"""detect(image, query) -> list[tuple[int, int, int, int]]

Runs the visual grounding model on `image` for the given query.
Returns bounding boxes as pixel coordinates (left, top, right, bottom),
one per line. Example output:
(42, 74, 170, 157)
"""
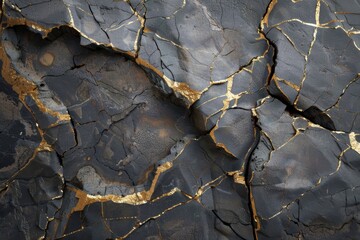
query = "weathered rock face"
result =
(0, 0, 359, 239)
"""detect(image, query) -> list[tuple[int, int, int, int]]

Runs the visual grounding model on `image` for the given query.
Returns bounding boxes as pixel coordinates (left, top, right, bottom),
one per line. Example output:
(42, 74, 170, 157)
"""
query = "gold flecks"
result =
(349, 132, 360, 155)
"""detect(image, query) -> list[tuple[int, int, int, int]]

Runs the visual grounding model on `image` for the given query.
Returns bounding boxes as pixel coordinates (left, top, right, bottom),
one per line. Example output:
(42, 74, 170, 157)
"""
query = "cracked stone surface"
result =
(0, 0, 359, 239)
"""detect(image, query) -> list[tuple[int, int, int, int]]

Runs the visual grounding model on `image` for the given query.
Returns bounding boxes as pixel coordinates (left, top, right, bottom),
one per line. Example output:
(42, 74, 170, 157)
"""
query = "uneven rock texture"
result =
(0, 0, 359, 239)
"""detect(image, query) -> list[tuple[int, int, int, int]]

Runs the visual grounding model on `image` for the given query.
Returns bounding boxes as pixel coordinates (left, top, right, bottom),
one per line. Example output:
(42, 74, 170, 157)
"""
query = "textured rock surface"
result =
(0, 0, 359, 239)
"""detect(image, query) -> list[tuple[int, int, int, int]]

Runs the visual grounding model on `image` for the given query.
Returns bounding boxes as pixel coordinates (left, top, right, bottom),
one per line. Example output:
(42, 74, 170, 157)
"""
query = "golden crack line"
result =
(294, 0, 321, 108)
(69, 161, 173, 212)
(261, 0, 278, 30)
(162, 75, 202, 106)
(106, 20, 137, 32)
(6, 3, 260, 108)
(194, 94, 226, 109)
(208, 54, 267, 155)
(273, 74, 300, 91)
(266, 155, 346, 221)
(349, 132, 360, 155)
(134, 57, 202, 107)
(265, 134, 349, 221)
(330, 146, 349, 176)
(193, 174, 227, 201)
(0, 140, 52, 190)
(271, 131, 301, 154)
(227, 170, 246, 185)
(127, 0, 145, 57)
(265, 177, 323, 220)
(101, 203, 116, 235)
(7, 1, 21, 12)
(321, 0, 360, 51)
(117, 174, 226, 239)
(205, 31, 270, 101)
(0, 20, 71, 122)
(154, 33, 189, 50)
(0, 42, 56, 186)
(248, 172, 260, 239)
(251, 95, 272, 120)
(74, 5, 92, 16)
(272, 75, 291, 102)
(69, 140, 191, 212)
(261, 130, 276, 151)
(59, 227, 85, 238)
(276, 26, 306, 57)
(325, 73, 360, 112)
(64, 3, 136, 56)
(209, 42, 229, 82)
(209, 111, 235, 157)
(203, 107, 224, 128)
(117, 201, 188, 240)
(268, 18, 340, 30)
(348, 30, 360, 35)
(150, 187, 191, 202)
(163, 0, 187, 20)
(3, 5, 59, 36)
(334, 12, 360, 15)
(66, 3, 201, 107)
(103, 216, 138, 221)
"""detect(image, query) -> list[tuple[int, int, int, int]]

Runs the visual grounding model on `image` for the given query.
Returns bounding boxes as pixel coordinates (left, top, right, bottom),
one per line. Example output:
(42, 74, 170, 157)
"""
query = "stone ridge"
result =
(0, 0, 359, 239)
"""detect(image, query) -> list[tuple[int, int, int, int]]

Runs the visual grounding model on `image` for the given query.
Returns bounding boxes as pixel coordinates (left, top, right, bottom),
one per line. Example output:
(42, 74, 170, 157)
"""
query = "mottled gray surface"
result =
(0, 0, 360, 239)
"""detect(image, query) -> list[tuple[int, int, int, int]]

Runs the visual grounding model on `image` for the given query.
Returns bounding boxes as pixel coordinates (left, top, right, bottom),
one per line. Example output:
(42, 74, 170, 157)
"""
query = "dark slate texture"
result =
(0, 0, 360, 240)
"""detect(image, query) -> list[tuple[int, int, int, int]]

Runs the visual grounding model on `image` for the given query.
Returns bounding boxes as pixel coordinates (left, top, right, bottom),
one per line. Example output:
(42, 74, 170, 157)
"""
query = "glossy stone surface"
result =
(0, 0, 359, 239)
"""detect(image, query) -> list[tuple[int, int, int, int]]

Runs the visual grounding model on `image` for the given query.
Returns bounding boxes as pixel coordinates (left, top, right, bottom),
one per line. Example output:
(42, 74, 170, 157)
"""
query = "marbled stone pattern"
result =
(0, 0, 359, 239)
